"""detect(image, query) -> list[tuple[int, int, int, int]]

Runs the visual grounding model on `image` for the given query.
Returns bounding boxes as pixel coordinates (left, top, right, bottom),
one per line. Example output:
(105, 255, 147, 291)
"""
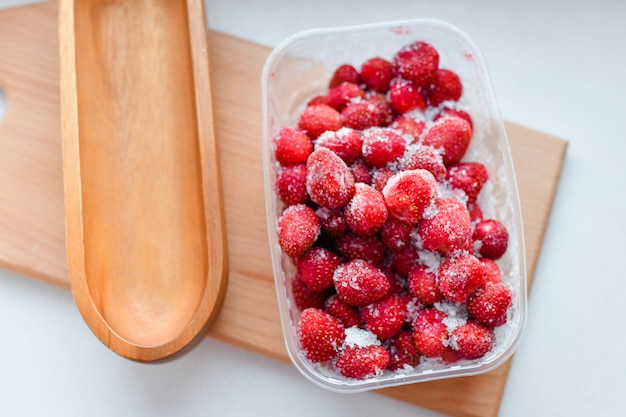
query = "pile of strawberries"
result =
(273, 40, 513, 381)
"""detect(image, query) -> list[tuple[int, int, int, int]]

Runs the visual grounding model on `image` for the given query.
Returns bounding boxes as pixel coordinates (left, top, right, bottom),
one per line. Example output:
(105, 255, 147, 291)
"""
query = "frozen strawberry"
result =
(325, 294, 361, 328)
(435, 108, 474, 130)
(316, 206, 349, 238)
(390, 116, 426, 144)
(390, 245, 420, 277)
(360, 294, 407, 340)
(381, 216, 413, 253)
(315, 127, 363, 165)
(393, 41, 439, 88)
(400, 292, 424, 326)
(452, 321, 494, 359)
(437, 253, 486, 303)
(273, 127, 313, 166)
(298, 104, 342, 139)
(413, 308, 448, 358)
(297, 247, 342, 292)
(467, 202, 484, 223)
(278, 204, 320, 258)
(344, 183, 388, 236)
(417, 197, 472, 254)
(292, 277, 327, 311)
(479, 257, 502, 283)
(382, 267, 407, 295)
(335, 233, 386, 265)
(325, 82, 366, 111)
(361, 127, 407, 168)
(421, 116, 472, 166)
(341, 102, 382, 130)
(427, 69, 463, 106)
(371, 167, 395, 192)
(366, 93, 394, 126)
(408, 264, 443, 306)
(306, 147, 355, 209)
(385, 330, 420, 370)
(276, 164, 308, 206)
(399, 145, 447, 181)
(467, 281, 512, 327)
(473, 219, 509, 260)
(382, 169, 438, 224)
(349, 159, 373, 184)
(389, 78, 427, 114)
(335, 345, 390, 379)
(329, 64, 361, 88)
(447, 162, 489, 203)
(360, 57, 394, 93)
(297, 308, 346, 362)
(306, 95, 327, 106)
(333, 259, 390, 306)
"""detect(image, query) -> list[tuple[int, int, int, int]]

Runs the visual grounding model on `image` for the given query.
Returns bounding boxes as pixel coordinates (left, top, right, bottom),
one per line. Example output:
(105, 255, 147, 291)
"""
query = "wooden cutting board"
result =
(0, 1, 567, 416)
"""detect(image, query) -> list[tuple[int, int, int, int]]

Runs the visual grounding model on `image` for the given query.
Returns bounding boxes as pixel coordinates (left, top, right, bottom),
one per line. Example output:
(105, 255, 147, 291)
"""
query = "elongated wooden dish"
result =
(58, 0, 228, 361)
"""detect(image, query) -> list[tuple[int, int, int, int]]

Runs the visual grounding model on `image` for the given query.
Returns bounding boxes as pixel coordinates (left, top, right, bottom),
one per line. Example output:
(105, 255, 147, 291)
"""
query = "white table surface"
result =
(1, 1, 625, 416)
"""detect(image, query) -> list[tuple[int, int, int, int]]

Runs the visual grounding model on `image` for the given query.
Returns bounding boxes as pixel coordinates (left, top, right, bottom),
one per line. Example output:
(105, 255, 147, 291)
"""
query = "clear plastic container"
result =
(261, 19, 527, 393)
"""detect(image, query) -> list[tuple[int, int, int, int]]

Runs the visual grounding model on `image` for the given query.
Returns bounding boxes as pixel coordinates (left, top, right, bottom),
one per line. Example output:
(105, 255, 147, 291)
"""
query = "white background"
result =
(1, 0, 625, 416)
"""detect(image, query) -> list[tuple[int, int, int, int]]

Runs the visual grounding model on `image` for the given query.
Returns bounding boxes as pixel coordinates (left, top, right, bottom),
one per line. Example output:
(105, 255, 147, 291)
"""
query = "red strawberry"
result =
(307, 95, 327, 106)
(437, 253, 486, 303)
(467, 202, 484, 223)
(385, 330, 420, 370)
(427, 69, 463, 106)
(446, 162, 489, 203)
(381, 216, 413, 253)
(344, 183, 388, 236)
(333, 259, 390, 306)
(360, 57, 394, 93)
(297, 308, 346, 362)
(479, 257, 502, 283)
(325, 294, 361, 328)
(276, 164, 308, 206)
(399, 145, 447, 181)
(360, 294, 407, 340)
(467, 281, 512, 327)
(400, 292, 424, 326)
(435, 108, 474, 130)
(361, 127, 407, 168)
(292, 277, 328, 311)
(325, 82, 366, 111)
(335, 233, 386, 265)
(472, 219, 509, 260)
(452, 321, 494, 359)
(390, 115, 426, 143)
(366, 93, 394, 126)
(273, 127, 313, 166)
(316, 127, 363, 165)
(278, 204, 320, 258)
(413, 308, 448, 358)
(316, 206, 349, 238)
(389, 78, 427, 114)
(349, 159, 373, 184)
(393, 41, 439, 88)
(390, 245, 420, 277)
(334, 345, 390, 379)
(421, 116, 472, 166)
(298, 104, 342, 139)
(297, 247, 342, 292)
(329, 64, 361, 88)
(306, 147, 355, 209)
(371, 167, 395, 192)
(382, 169, 438, 224)
(341, 101, 382, 130)
(408, 264, 443, 306)
(417, 197, 472, 254)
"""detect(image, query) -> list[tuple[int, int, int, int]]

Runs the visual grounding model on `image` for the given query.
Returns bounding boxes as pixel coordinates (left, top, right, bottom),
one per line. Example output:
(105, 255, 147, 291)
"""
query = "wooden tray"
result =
(0, 1, 567, 416)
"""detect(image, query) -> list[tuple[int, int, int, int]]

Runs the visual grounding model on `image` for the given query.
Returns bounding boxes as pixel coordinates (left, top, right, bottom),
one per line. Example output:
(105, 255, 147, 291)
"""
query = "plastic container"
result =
(261, 19, 527, 393)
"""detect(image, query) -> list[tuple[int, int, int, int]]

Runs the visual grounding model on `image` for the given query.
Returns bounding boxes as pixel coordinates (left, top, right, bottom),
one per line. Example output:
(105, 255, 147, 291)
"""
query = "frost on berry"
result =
(333, 259, 390, 307)
(306, 147, 355, 209)
(382, 169, 438, 224)
(277, 204, 320, 258)
(344, 183, 389, 236)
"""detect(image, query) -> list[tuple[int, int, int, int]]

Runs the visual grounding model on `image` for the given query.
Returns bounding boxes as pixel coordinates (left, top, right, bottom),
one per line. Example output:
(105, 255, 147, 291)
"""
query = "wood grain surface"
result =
(0, 1, 567, 416)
